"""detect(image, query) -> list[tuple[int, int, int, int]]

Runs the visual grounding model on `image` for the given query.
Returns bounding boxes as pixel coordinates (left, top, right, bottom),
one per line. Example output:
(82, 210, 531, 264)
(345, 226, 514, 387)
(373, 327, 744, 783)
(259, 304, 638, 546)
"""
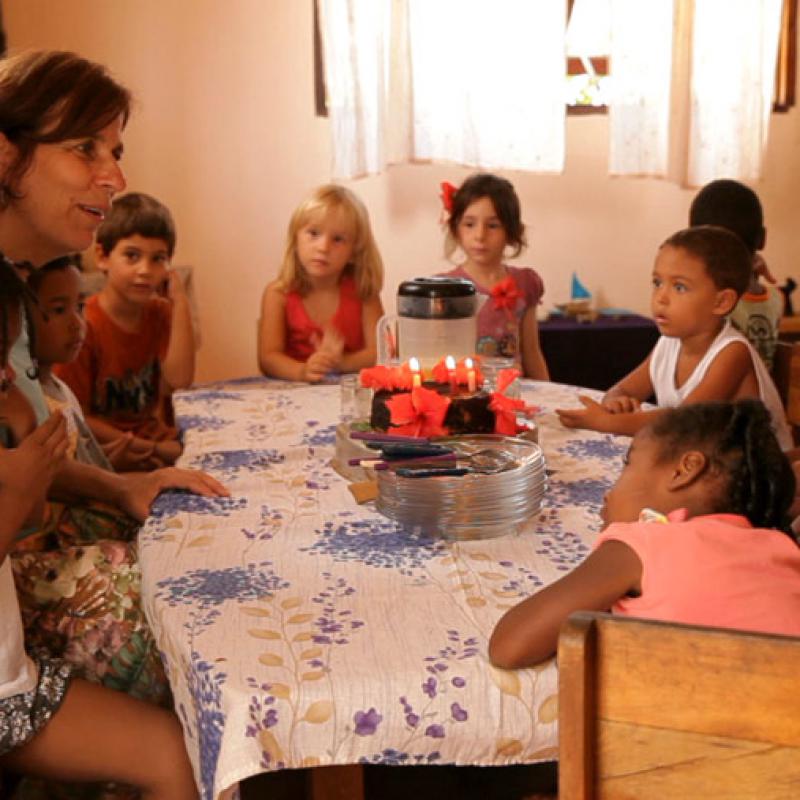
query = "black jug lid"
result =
(397, 277, 476, 298)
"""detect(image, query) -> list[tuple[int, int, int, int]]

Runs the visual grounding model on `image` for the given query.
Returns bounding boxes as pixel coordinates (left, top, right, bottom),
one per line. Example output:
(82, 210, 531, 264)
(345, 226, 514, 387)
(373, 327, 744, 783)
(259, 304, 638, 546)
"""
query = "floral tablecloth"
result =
(138, 377, 627, 800)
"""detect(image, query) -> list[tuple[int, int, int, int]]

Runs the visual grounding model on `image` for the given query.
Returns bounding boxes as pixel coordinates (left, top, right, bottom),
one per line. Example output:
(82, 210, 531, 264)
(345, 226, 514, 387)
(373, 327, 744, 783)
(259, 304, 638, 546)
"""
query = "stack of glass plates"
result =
(375, 434, 547, 540)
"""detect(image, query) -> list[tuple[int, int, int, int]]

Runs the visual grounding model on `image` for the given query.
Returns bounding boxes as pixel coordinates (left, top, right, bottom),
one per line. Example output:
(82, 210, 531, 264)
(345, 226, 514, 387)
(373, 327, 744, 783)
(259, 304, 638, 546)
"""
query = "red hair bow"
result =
(386, 386, 451, 438)
(491, 276, 522, 311)
(440, 181, 457, 214)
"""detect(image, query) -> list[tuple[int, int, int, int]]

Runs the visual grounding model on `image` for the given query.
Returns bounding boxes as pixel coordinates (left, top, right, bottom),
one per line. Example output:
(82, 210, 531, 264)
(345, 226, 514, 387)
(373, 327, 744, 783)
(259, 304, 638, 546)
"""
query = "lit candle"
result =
(445, 355, 457, 393)
(465, 357, 476, 392)
(409, 357, 422, 388)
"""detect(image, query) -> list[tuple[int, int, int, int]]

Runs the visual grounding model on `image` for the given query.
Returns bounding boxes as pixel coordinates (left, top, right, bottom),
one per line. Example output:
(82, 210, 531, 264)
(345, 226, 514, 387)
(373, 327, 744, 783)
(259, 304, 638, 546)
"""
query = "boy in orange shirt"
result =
(56, 193, 195, 468)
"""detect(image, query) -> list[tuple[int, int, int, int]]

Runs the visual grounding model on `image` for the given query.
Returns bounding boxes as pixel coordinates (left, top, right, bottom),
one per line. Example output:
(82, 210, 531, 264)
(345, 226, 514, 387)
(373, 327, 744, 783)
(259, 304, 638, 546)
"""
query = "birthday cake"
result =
(370, 384, 494, 435)
(332, 358, 539, 487)
(357, 358, 527, 439)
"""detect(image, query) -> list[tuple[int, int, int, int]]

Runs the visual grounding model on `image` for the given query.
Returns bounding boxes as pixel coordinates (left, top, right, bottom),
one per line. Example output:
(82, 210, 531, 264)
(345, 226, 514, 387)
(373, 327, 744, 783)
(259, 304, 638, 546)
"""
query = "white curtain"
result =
(687, 0, 783, 186)
(318, 0, 393, 179)
(407, 0, 566, 173)
(607, 0, 675, 176)
(319, 0, 567, 179)
(600, 0, 783, 185)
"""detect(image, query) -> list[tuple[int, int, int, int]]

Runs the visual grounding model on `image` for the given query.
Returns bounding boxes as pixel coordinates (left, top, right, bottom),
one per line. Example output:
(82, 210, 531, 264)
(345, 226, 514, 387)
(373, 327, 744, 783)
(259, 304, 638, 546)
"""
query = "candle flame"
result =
(464, 357, 474, 369)
(445, 355, 456, 370)
(408, 357, 421, 372)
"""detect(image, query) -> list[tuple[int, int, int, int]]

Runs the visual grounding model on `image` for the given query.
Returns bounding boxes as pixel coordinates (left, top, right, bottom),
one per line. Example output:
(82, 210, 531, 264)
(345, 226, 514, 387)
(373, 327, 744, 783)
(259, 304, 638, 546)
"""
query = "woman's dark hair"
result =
(446, 173, 526, 258)
(649, 399, 796, 534)
(0, 255, 37, 384)
(689, 179, 765, 254)
(660, 225, 752, 297)
(96, 193, 176, 257)
(0, 50, 132, 208)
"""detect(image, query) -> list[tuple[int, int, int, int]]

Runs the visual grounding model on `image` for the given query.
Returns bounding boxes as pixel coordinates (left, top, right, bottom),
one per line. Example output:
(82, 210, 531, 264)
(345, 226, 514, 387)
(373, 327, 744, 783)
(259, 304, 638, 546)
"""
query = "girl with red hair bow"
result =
(438, 174, 549, 380)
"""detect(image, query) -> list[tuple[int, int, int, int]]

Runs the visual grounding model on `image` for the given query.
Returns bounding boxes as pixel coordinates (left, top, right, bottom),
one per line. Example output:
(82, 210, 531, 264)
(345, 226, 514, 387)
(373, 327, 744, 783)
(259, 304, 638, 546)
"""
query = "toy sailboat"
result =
(555, 272, 595, 321)
(571, 272, 591, 301)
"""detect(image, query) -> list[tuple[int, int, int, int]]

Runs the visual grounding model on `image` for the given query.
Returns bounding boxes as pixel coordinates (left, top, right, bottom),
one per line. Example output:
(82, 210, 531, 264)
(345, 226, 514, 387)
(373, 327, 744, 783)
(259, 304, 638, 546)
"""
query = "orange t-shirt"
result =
(55, 294, 172, 437)
(595, 512, 800, 637)
(284, 275, 364, 362)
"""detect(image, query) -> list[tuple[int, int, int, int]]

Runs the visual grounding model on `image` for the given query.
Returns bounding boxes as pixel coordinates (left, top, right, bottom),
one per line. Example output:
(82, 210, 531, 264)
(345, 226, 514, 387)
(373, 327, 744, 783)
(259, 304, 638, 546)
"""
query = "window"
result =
(565, 0, 797, 113)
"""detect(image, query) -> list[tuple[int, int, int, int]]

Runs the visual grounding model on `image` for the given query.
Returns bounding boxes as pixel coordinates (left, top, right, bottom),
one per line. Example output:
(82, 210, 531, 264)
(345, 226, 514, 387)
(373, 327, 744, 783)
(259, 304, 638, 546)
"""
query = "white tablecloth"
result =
(139, 378, 627, 800)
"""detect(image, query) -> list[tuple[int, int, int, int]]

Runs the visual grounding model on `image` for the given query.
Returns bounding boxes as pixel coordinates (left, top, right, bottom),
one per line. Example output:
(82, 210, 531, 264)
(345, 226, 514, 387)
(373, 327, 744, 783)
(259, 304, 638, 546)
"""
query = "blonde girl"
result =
(258, 185, 384, 382)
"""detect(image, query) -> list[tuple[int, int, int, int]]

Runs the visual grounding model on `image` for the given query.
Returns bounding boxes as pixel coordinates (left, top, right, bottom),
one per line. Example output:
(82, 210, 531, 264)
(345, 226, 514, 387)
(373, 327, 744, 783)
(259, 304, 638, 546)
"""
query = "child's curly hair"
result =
(649, 399, 795, 533)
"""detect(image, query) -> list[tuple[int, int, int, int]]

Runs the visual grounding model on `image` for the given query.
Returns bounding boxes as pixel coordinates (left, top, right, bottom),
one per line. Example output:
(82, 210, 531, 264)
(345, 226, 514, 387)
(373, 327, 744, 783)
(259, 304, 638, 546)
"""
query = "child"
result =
(0, 263, 199, 799)
(26, 256, 116, 471)
(55, 192, 194, 468)
(690, 179, 782, 370)
(438, 173, 549, 380)
(490, 399, 800, 669)
(258, 184, 385, 382)
(556, 226, 792, 450)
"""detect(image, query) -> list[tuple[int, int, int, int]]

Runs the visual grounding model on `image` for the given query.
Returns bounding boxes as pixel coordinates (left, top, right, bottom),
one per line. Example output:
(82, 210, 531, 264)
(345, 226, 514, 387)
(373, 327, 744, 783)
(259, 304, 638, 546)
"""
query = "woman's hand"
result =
(114, 467, 229, 523)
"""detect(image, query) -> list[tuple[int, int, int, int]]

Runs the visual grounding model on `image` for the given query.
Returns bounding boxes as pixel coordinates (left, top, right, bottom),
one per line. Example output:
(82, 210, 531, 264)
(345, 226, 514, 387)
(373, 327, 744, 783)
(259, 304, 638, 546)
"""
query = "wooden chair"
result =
(557, 612, 800, 799)
(772, 340, 800, 444)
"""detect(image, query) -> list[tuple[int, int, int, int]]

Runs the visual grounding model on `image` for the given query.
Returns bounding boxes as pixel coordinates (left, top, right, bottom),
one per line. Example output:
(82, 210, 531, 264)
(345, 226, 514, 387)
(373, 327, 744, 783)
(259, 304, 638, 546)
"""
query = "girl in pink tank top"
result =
(490, 399, 800, 669)
(258, 185, 385, 383)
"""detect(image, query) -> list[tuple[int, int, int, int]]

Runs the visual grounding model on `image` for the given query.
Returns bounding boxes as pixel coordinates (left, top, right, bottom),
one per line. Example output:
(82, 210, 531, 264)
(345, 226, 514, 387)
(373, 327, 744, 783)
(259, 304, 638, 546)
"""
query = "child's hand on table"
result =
(114, 467, 229, 523)
(556, 395, 616, 432)
(603, 395, 642, 414)
(303, 350, 338, 382)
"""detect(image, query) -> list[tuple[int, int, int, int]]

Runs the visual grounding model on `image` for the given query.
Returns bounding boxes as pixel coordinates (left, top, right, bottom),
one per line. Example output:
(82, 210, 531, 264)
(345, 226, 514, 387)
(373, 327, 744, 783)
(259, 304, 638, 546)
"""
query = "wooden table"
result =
(138, 378, 627, 800)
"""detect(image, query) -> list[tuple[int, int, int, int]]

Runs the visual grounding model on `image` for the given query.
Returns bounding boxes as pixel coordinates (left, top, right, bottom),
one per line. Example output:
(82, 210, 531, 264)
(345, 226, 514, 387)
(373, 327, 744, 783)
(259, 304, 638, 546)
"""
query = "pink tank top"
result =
(284, 275, 365, 362)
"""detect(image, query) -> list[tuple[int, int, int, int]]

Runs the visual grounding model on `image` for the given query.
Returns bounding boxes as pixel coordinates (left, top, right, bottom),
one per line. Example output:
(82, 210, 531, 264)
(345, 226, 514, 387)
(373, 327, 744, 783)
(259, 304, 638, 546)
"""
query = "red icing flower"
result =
(490, 392, 527, 436)
(360, 365, 412, 391)
(491, 276, 522, 311)
(386, 386, 451, 438)
(431, 357, 456, 385)
(495, 368, 521, 395)
(440, 181, 457, 213)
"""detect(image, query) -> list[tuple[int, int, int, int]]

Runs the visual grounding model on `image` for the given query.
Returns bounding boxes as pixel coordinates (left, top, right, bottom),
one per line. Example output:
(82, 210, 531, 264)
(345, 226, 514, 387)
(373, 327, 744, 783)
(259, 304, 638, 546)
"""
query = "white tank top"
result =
(649, 320, 793, 451)
(0, 558, 38, 699)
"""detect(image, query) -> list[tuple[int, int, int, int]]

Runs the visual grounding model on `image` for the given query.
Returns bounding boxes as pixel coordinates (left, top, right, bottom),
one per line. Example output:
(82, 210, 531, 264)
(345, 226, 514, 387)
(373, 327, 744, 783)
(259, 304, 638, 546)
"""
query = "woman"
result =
(0, 50, 221, 798)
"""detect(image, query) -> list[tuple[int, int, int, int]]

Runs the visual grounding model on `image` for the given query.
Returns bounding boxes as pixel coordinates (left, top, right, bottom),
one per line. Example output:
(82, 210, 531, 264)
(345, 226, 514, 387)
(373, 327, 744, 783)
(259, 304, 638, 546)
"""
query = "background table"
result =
(139, 378, 628, 800)
(539, 313, 659, 391)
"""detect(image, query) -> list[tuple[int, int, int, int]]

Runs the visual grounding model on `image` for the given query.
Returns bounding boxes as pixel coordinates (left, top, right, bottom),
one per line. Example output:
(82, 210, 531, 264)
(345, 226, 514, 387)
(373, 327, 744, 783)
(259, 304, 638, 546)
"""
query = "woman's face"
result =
(1, 116, 126, 266)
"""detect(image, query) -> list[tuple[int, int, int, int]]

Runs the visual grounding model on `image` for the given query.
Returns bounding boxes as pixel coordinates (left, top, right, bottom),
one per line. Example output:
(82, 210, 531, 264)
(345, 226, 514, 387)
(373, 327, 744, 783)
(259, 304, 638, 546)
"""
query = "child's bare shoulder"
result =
(263, 280, 289, 301)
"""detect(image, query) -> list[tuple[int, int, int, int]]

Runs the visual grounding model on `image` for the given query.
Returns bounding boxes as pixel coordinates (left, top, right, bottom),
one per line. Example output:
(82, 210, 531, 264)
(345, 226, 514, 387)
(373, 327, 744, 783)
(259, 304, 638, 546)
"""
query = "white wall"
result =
(6, 0, 800, 381)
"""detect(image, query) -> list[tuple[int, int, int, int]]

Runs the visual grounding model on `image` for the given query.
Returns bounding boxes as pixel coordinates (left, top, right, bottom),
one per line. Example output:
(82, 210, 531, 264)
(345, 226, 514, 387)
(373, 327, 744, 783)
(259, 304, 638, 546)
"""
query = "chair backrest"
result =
(558, 612, 800, 799)
(772, 340, 800, 431)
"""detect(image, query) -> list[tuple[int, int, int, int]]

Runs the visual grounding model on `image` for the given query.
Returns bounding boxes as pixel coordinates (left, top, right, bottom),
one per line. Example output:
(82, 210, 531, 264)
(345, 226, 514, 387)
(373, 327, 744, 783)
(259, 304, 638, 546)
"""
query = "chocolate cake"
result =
(370, 382, 495, 435)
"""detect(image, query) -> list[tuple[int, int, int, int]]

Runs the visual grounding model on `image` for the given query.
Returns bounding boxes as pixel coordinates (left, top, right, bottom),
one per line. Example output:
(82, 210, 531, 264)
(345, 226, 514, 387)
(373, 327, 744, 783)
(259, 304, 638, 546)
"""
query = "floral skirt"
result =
(8, 501, 169, 800)
(11, 500, 169, 704)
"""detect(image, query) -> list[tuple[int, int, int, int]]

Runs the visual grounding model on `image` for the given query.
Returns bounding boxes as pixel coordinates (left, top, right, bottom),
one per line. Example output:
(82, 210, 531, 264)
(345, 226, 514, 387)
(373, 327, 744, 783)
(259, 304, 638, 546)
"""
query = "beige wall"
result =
(6, 1, 800, 382)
